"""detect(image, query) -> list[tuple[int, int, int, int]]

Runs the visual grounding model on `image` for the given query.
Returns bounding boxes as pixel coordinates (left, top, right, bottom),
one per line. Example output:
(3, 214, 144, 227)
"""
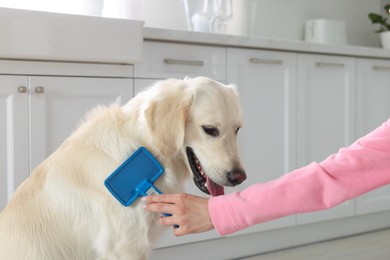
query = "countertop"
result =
(144, 27, 390, 60)
(0, 7, 143, 64)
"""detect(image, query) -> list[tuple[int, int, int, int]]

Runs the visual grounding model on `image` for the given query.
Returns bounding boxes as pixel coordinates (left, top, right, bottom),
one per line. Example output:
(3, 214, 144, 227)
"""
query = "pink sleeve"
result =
(209, 119, 390, 236)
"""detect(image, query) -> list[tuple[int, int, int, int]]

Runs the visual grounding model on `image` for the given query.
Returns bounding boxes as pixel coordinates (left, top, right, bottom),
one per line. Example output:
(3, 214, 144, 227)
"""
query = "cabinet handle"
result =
(373, 66, 390, 71)
(163, 59, 204, 67)
(17, 86, 27, 93)
(316, 62, 344, 68)
(249, 58, 283, 65)
(35, 86, 45, 93)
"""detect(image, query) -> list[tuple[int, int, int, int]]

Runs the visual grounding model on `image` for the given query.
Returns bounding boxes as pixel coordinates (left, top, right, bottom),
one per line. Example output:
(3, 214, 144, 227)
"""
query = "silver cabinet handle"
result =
(316, 62, 345, 68)
(17, 86, 27, 93)
(373, 66, 390, 71)
(35, 86, 45, 93)
(249, 58, 283, 65)
(163, 59, 204, 67)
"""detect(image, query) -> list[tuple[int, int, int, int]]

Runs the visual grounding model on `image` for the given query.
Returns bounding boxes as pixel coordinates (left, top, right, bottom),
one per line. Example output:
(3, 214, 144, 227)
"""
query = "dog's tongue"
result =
(206, 176, 224, 196)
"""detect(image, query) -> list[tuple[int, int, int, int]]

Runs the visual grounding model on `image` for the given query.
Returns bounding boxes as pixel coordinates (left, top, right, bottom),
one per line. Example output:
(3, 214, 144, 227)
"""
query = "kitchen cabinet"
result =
(0, 70, 133, 211)
(296, 54, 356, 224)
(29, 76, 133, 170)
(0, 76, 29, 210)
(134, 41, 227, 248)
(355, 58, 390, 215)
(226, 48, 297, 235)
(137, 39, 390, 259)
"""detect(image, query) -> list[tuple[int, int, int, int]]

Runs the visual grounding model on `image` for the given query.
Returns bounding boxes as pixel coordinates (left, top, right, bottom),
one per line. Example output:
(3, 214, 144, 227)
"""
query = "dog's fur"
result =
(0, 77, 245, 259)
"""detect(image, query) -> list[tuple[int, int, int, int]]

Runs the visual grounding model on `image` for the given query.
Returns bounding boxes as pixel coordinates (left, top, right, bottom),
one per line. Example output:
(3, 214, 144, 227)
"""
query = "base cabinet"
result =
(151, 46, 390, 259)
(134, 41, 229, 248)
(2, 40, 390, 260)
(0, 76, 29, 210)
(0, 75, 133, 210)
(355, 58, 390, 215)
(296, 54, 356, 224)
(226, 47, 297, 235)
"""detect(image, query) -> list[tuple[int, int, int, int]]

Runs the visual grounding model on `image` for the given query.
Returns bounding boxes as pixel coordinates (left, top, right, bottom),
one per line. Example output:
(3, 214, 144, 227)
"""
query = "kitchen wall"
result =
(0, 0, 384, 47)
(249, 0, 382, 47)
(143, 0, 384, 47)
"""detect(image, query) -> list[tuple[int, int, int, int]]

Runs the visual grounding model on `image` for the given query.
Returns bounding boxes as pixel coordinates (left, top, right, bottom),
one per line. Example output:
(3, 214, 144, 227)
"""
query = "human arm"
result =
(145, 118, 390, 236)
(210, 118, 390, 235)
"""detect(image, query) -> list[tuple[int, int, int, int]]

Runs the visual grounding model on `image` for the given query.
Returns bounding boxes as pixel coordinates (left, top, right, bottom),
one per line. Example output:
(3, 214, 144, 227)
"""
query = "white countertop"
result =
(0, 7, 143, 64)
(144, 27, 390, 60)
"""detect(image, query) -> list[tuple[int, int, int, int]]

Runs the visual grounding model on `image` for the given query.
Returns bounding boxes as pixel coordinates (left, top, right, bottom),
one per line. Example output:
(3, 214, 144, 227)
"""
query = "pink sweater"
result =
(209, 119, 390, 236)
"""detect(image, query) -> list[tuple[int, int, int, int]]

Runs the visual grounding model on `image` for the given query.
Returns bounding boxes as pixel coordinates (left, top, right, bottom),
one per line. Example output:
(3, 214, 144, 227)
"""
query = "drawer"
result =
(134, 41, 226, 81)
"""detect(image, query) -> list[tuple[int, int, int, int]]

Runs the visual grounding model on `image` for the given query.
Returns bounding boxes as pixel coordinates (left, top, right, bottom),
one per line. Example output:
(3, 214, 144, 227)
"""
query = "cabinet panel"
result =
(226, 48, 297, 234)
(29, 77, 133, 171)
(135, 41, 226, 81)
(135, 79, 220, 249)
(296, 54, 356, 224)
(356, 58, 390, 214)
(0, 76, 29, 210)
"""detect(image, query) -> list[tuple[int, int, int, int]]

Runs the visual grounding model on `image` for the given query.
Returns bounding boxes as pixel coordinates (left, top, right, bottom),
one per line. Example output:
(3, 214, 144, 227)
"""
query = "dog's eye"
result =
(235, 127, 241, 135)
(202, 125, 220, 137)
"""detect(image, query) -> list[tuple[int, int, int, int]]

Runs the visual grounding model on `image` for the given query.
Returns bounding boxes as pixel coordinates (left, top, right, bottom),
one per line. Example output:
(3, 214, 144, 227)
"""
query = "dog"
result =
(0, 77, 246, 259)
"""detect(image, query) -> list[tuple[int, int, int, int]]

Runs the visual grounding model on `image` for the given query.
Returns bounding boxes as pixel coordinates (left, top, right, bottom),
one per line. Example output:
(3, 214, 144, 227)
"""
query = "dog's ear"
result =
(226, 84, 240, 97)
(145, 81, 192, 157)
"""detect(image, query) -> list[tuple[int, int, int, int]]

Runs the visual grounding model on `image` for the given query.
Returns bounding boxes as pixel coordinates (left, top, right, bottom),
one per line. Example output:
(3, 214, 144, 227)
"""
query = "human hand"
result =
(142, 193, 213, 236)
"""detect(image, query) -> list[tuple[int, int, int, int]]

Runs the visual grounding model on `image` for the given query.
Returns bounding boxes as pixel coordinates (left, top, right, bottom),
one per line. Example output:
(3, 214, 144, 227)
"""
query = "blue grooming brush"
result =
(104, 147, 178, 227)
(105, 147, 165, 206)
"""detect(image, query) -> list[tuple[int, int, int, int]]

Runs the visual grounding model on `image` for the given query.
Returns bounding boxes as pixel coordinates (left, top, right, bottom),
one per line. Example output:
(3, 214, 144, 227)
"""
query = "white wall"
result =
(249, 0, 382, 47)
(142, 0, 248, 35)
(1, 0, 383, 47)
(142, 0, 384, 47)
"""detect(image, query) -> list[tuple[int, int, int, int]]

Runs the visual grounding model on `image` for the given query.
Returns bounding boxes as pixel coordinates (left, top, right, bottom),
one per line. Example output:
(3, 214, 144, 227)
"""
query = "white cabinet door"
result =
(356, 59, 390, 214)
(296, 54, 356, 224)
(29, 77, 133, 171)
(226, 48, 297, 234)
(134, 79, 221, 249)
(0, 76, 29, 211)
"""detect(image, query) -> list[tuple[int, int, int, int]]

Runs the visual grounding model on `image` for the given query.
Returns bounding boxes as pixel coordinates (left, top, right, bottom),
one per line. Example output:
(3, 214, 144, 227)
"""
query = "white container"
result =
(380, 31, 390, 49)
(304, 19, 347, 45)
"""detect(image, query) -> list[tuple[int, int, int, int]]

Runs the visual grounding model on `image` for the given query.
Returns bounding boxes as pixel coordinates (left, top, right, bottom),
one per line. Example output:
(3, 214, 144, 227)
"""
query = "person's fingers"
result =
(172, 225, 190, 236)
(142, 193, 178, 204)
(144, 200, 175, 214)
(159, 216, 190, 236)
(143, 193, 213, 236)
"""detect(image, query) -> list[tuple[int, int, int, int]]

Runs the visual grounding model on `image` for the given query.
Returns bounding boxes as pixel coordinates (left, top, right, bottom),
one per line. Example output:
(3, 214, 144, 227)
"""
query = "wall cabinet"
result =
(355, 58, 390, 215)
(296, 54, 356, 224)
(0, 74, 133, 211)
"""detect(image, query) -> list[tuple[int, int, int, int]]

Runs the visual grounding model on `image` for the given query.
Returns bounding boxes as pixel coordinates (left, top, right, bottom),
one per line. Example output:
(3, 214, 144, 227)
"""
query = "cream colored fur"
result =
(0, 77, 243, 259)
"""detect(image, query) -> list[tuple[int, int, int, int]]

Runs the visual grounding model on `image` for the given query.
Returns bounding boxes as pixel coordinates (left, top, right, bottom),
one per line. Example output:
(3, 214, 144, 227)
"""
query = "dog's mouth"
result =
(186, 147, 224, 196)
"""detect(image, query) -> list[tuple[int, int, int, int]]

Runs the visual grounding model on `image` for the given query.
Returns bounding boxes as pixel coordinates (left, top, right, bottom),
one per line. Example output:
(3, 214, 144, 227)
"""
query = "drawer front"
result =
(135, 41, 226, 81)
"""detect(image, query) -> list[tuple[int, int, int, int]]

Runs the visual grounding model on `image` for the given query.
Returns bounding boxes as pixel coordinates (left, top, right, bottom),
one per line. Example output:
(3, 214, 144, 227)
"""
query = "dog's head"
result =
(143, 77, 246, 196)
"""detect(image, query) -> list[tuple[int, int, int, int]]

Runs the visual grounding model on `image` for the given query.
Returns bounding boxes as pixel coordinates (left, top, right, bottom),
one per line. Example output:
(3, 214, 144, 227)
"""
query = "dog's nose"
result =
(227, 168, 247, 186)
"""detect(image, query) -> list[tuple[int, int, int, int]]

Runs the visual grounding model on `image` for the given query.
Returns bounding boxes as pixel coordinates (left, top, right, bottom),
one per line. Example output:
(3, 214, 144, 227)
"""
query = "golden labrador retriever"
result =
(0, 77, 246, 259)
